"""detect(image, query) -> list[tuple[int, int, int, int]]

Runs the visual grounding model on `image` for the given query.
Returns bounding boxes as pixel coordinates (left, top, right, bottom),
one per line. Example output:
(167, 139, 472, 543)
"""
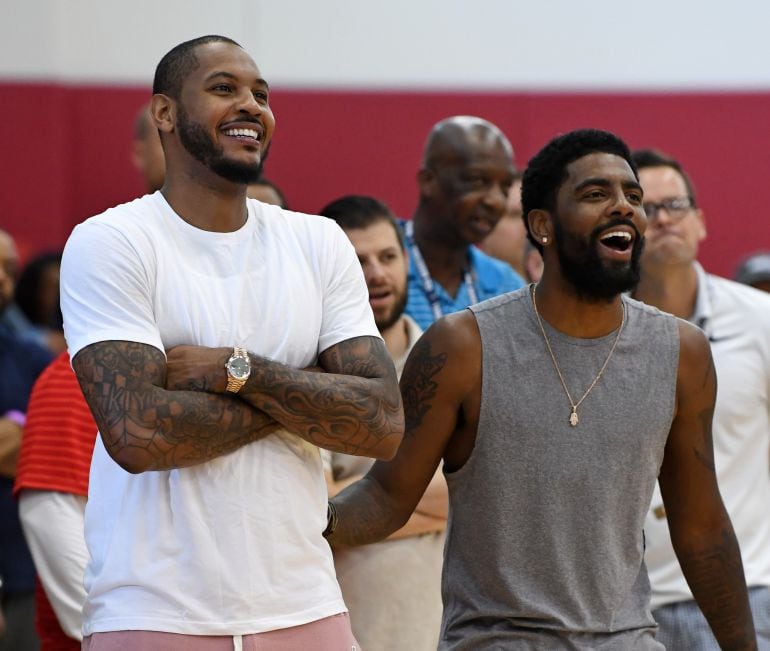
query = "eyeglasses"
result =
(642, 197, 695, 220)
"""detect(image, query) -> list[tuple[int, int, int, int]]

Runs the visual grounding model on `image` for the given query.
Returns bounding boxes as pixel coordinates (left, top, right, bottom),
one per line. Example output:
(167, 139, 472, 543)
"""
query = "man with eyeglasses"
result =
(633, 149, 770, 649)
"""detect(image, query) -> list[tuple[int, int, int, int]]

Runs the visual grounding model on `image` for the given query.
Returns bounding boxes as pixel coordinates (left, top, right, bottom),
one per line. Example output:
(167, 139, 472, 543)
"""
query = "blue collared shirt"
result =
(401, 221, 525, 329)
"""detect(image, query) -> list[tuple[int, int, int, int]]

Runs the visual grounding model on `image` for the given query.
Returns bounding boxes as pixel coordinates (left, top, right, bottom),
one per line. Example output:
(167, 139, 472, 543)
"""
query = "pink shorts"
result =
(81, 613, 361, 650)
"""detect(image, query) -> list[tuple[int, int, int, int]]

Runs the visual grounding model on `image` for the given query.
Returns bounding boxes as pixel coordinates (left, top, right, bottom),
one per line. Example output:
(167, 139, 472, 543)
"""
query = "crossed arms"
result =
(72, 335, 403, 474)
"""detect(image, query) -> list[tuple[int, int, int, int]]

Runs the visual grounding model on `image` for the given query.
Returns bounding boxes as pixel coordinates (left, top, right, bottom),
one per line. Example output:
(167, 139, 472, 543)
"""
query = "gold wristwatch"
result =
(225, 347, 251, 393)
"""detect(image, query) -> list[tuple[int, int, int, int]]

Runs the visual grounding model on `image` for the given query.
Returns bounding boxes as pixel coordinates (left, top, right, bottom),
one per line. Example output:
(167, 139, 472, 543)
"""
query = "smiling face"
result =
(423, 128, 516, 246)
(168, 41, 275, 184)
(344, 219, 409, 333)
(549, 152, 647, 301)
(637, 165, 705, 270)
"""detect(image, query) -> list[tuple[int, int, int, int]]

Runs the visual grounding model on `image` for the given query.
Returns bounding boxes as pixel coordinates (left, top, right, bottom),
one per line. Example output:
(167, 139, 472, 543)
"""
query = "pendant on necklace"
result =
(569, 408, 579, 427)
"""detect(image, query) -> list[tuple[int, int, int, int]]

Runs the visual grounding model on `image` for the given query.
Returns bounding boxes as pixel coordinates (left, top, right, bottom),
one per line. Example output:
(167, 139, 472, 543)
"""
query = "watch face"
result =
(228, 356, 250, 380)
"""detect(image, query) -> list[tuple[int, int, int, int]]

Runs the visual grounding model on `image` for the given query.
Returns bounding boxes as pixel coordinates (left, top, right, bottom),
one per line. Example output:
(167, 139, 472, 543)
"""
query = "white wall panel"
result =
(2, 0, 770, 89)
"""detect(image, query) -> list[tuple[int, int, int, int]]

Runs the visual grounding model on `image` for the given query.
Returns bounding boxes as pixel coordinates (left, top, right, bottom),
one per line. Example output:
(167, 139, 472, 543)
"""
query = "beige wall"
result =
(2, 0, 770, 89)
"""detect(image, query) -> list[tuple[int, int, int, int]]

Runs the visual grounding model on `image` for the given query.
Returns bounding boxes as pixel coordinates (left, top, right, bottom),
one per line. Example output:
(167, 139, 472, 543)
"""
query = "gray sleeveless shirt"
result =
(440, 288, 679, 650)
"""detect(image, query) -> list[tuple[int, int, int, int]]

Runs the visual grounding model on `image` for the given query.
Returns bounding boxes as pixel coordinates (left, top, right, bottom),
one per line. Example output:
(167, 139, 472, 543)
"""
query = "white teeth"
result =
(223, 128, 260, 140)
(600, 230, 632, 241)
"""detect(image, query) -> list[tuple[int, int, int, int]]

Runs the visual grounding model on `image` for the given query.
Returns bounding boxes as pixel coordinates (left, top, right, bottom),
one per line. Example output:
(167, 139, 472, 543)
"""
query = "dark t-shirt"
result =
(0, 332, 53, 593)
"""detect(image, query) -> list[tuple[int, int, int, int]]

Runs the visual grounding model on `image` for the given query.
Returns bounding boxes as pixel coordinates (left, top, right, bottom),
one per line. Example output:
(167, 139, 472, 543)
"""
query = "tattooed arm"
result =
(328, 311, 480, 547)
(165, 335, 404, 460)
(659, 321, 757, 650)
(325, 465, 447, 540)
(72, 341, 281, 474)
(244, 335, 403, 460)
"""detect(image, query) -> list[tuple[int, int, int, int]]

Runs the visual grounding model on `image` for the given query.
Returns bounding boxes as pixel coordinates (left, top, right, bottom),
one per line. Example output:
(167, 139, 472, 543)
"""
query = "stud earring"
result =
(542, 236, 548, 244)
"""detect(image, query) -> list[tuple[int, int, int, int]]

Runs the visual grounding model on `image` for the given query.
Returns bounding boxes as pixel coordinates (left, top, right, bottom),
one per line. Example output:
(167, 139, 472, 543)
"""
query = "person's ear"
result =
(528, 209, 553, 247)
(151, 94, 175, 134)
(417, 167, 438, 200)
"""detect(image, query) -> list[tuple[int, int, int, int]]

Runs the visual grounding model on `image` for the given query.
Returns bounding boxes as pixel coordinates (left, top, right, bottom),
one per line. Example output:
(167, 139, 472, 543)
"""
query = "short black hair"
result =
(249, 177, 288, 209)
(153, 35, 242, 99)
(521, 128, 636, 252)
(15, 251, 62, 328)
(631, 148, 698, 206)
(320, 195, 404, 249)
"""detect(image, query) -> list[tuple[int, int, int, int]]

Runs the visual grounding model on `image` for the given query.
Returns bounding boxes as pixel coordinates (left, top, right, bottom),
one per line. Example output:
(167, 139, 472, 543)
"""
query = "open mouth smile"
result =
(221, 124, 263, 147)
(597, 227, 636, 260)
(599, 230, 633, 252)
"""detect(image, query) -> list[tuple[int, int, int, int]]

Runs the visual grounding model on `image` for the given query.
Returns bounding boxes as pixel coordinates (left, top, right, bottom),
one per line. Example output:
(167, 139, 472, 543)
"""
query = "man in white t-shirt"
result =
(632, 148, 770, 649)
(60, 35, 404, 650)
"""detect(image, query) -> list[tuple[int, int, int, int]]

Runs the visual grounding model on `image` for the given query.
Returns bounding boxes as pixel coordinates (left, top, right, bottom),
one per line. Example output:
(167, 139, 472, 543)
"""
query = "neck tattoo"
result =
(530, 284, 626, 427)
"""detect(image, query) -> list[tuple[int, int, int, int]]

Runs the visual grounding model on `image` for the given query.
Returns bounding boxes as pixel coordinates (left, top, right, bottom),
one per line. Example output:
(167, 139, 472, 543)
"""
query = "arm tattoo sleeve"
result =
(678, 528, 758, 649)
(400, 337, 448, 437)
(73, 341, 281, 472)
(239, 336, 404, 457)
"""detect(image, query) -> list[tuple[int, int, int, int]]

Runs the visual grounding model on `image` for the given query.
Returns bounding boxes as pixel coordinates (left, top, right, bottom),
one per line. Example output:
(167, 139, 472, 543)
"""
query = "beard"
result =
(374, 286, 409, 332)
(553, 217, 644, 302)
(177, 106, 265, 184)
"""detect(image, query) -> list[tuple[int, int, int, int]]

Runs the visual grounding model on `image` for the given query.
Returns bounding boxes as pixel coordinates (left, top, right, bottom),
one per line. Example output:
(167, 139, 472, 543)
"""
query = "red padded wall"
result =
(1, 82, 768, 277)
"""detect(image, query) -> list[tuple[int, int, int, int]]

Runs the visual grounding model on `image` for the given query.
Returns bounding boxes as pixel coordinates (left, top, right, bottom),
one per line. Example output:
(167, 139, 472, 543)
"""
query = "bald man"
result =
(403, 116, 524, 329)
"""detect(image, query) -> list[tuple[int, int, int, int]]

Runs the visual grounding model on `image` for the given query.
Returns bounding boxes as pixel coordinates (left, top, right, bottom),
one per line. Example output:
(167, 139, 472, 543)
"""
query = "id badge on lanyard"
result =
(404, 220, 478, 321)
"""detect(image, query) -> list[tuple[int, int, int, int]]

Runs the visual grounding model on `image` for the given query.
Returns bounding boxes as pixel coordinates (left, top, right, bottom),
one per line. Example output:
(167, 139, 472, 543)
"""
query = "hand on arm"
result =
(659, 321, 757, 650)
(73, 340, 281, 473)
(328, 312, 478, 547)
(166, 336, 404, 461)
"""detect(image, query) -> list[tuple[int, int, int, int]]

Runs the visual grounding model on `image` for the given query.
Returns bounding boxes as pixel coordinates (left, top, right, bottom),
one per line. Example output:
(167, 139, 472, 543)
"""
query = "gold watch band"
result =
(225, 346, 250, 393)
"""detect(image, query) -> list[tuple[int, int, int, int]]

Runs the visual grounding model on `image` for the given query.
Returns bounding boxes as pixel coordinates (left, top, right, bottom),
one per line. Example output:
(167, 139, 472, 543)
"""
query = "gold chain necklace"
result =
(531, 284, 626, 427)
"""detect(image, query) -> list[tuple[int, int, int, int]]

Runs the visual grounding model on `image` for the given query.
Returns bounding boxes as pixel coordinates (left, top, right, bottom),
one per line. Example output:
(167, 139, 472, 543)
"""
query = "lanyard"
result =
(404, 220, 478, 321)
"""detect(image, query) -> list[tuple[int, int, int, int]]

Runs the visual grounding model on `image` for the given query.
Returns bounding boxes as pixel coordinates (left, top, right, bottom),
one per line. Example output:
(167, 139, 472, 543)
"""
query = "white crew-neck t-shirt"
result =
(60, 192, 379, 636)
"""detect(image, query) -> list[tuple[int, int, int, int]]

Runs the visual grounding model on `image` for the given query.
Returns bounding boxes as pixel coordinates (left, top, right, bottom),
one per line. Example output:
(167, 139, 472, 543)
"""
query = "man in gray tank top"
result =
(327, 129, 757, 650)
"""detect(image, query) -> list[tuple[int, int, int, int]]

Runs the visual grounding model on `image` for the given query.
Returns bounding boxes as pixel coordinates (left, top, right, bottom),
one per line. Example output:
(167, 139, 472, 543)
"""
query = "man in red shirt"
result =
(14, 352, 96, 650)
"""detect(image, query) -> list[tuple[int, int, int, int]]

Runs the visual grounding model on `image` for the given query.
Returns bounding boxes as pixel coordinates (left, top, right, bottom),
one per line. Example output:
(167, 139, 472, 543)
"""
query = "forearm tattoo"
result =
(680, 528, 757, 649)
(239, 336, 403, 456)
(400, 337, 447, 437)
(73, 341, 280, 471)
